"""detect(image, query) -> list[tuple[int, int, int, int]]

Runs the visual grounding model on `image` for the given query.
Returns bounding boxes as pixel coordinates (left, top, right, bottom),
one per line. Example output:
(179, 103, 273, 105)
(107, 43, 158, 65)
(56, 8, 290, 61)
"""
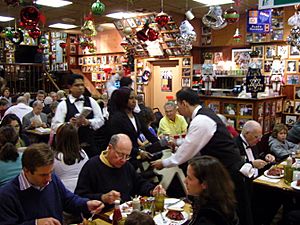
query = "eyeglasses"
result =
(113, 147, 131, 160)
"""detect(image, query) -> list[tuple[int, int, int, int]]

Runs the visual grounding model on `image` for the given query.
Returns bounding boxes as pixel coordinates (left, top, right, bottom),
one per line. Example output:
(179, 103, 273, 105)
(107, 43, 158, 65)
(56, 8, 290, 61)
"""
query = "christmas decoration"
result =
(28, 27, 41, 39)
(201, 56, 216, 95)
(147, 28, 159, 41)
(287, 7, 300, 50)
(176, 20, 196, 54)
(123, 26, 133, 36)
(91, 0, 105, 16)
(270, 55, 284, 94)
(5, 29, 13, 40)
(59, 42, 67, 49)
(224, 7, 239, 24)
(202, 6, 227, 30)
(8, 28, 24, 45)
(20, 6, 40, 29)
(155, 12, 169, 27)
(81, 13, 97, 37)
(233, 28, 242, 42)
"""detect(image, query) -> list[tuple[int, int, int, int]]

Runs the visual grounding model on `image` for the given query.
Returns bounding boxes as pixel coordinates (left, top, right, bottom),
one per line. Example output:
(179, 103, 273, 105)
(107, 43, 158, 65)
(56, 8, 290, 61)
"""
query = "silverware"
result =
(166, 199, 182, 207)
(160, 212, 167, 224)
(88, 212, 96, 222)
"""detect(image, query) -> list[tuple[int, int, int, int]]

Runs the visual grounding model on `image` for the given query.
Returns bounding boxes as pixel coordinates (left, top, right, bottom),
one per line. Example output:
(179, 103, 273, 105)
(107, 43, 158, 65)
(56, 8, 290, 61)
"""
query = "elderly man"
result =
(75, 134, 164, 206)
(0, 143, 104, 225)
(22, 101, 48, 130)
(4, 96, 32, 122)
(157, 101, 188, 137)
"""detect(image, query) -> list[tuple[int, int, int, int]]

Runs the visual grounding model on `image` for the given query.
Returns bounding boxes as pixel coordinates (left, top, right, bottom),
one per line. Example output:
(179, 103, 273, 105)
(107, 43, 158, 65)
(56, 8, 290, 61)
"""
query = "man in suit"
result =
(22, 101, 48, 130)
(234, 120, 277, 225)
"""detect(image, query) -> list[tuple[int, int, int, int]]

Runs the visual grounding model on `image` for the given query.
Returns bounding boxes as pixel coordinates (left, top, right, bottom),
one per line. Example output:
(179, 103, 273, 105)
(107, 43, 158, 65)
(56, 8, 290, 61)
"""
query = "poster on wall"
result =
(160, 69, 173, 92)
(247, 9, 272, 33)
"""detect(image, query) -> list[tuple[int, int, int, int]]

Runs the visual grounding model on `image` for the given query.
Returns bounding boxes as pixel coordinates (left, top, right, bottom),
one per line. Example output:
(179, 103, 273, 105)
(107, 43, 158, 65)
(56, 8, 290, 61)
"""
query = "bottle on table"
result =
(112, 199, 122, 225)
(154, 185, 165, 213)
(284, 155, 294, 185)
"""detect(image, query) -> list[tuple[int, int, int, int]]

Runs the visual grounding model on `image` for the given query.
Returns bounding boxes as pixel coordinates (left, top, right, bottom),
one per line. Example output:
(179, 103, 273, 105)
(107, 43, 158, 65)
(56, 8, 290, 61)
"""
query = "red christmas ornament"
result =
(136, 30, 148, 42)
(155, 12, 169, 27)
(28, 27, 41, 39)
(20, 6, 40, 29)
(224, 7, 239, 24)
(147, 28, 159, 41)
(59, 42, 67, 49)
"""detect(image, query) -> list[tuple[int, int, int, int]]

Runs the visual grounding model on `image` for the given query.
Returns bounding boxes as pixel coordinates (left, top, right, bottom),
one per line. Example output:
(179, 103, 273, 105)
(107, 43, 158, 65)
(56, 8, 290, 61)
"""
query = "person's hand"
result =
(36, 217, 61, 225)
(252, 159, 268, 169)
(265, 154, 275, 163)
(152, 184, 166, 196)
(139, 150, 152, 160)
(151, 159, 164, 170)
(101, 190, 121, 204)
(87, 200, 105, 214)
(41, 122, 47, 128)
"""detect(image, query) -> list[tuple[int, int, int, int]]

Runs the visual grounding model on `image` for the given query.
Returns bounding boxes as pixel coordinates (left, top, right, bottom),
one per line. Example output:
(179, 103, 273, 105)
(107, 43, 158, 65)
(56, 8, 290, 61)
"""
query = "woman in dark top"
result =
(1, 114, 30, 147)
(185, 156, 239, 225)
(108, 87, 164, 169)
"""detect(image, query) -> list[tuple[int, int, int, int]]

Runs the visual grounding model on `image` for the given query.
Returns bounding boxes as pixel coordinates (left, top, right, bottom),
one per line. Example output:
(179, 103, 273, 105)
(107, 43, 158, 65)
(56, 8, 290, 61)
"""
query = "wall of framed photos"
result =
(282, 84, 300, 127)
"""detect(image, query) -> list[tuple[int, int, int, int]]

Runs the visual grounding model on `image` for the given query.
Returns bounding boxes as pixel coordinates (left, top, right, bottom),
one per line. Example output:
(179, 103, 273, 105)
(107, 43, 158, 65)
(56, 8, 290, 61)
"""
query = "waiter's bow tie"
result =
(75, 97, 84, 102)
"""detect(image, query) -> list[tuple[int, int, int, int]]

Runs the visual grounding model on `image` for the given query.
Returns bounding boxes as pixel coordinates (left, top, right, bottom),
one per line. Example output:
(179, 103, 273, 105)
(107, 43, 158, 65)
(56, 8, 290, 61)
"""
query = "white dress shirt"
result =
(51, 95, 104, 131)
(162, 105, 217, 167)
(4, 103, 32, 122)
(240, 134, 258, 178)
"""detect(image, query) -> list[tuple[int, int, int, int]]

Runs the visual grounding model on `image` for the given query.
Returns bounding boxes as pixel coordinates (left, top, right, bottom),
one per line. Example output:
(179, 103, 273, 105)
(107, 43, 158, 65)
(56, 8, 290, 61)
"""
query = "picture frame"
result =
(277, 45, 289, 59)
(275, 116, 282, 124)
(70, 44, 76, 54)
(232, 49, 252, 70)
(127, 18, 137, 28)
(258, 103, 264, 117)
(283, 100, 294, 113)
(265, 45, 276, 59)
(181, 77, 191, 87)
(252, 46, 264, 58)
(213, 52, 223, 64)
(286, 75, 299, 85)
(207, 101, 220, 113)
(202, 26, 212, 35)
(276, 99, 282, 113)
(137, 84, 144, 93)
(238, 103, 253, 116)
(289, 45, 300, 58)
(271, 101, 276, 116)
(264, 119, 270, 133)
(264, 60, 273, 73)
(271, 29, 284, 41)
(78, 57, 83, 65)
(296, 87, 300, 100)
(285, 115, 297, 126)
(224, 103, 237, 116)
(286, 60, 297, 73)
(295, 101, 300, 114)
(113, 20, 124, 30)
(69, 56, 76, 65)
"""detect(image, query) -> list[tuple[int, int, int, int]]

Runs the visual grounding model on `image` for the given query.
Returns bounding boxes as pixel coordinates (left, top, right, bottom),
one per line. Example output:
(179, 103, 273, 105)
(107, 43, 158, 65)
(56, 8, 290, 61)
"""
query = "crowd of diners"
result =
(0, 73, 299, 225)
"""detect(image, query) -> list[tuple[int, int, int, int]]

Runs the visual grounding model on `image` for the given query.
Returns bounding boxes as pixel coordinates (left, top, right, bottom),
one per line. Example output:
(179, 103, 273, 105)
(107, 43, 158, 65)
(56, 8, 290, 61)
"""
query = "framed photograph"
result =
(286, 60, 297, 73)
(137, 84, 144, 93)
(265, 45, 276, 59)
(276, 100, 282, 112)
(134, 18, 143, 26)
(258, 103, 264, 117)
(252, 46, 264, 58)
(265, 102, 271, 116)
(202, 26, 212, 35)
(246, 33, 253, 43)
(127, 18, 137, 28)
(207, 101, 220, 113)
(113, 20, 124, 30)
(182, 68, 191, 76)
(70, 44, 76, 54)
(271, 101, 276, 116)
(214, 52, 223, 64)
(296, 87, 300, 99)
(69, 56, 76, 65)
(264, 119, 270, 133)
(224, 103, 237, 116)
(295, 101, 300, 114)
(277, 45, 289, 59)
(78, 57, 83, 65)
(181, 77, 191, 87)
(264, 60, 273, 73)
(283, 100, 294, 113)
(275, 116, 282, 124)
(289, 45, 300, 58)
(238, 103, 253, 116)
(232, 49, 252, 70)
(285, 115, 297, 126)
(286, 75, 299, 85)
(271, 29, 284, 41)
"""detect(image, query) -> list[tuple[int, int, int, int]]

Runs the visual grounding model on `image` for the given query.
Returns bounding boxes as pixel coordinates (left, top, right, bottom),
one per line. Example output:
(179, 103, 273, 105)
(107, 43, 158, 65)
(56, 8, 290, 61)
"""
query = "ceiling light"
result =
(35, 0, 72, 8)
(193, 0, 234, 6)
(106, 12, 141, 19)
(0, 16, 14, 22)
(49, 23, 77, 29)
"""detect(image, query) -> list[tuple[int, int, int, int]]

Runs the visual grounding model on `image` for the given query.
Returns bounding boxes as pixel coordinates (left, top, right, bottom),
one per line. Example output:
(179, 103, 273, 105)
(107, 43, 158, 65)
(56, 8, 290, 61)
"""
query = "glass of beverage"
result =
(154, 194, 165, 212)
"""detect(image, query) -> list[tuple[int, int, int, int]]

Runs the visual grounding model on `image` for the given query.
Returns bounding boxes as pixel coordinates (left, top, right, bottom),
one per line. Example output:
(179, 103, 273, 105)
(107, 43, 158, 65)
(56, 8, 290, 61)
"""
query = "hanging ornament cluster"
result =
(81, 13, 97, 37)
(224, 7, 239, 24)
(19, 6, 42, 39)
(287, 5, 300, 50)
(176, 20, 196, 53)
(233, 28, 242, 42)
(155, 12, 169, 27)
(0, 27, 24, 45)
(91, 0, 105, 16)
(202, 6, 227, 30)
(79, 37, 96, 53)
(136, 22, 159, 42)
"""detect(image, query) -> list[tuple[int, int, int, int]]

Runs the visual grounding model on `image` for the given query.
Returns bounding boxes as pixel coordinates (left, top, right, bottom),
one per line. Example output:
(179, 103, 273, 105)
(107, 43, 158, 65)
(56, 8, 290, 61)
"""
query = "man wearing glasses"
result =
(75, 133, 165, 206)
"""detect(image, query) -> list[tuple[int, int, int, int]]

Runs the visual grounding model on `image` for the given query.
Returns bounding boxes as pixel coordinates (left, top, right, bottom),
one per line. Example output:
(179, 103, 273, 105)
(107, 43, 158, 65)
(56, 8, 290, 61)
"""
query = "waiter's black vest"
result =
(196, 107, 242, 172)
(65, 96, 94, 147)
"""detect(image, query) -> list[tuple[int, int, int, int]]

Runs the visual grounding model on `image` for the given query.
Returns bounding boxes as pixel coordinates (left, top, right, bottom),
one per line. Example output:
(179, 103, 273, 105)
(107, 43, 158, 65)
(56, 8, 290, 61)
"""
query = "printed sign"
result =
(247, 9, 272, 33)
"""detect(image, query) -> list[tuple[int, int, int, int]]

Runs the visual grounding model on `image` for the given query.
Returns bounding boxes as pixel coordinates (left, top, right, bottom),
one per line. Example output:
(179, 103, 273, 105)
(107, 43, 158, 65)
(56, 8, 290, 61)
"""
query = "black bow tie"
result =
(75, 98, 84, 102)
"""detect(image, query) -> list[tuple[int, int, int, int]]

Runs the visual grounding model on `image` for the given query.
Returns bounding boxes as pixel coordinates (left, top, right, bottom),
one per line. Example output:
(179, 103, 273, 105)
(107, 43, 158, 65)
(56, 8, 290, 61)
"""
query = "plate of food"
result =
(264, 167, 284, 179)
(291, 180, 300, 191)
(153, 209, 188, 225)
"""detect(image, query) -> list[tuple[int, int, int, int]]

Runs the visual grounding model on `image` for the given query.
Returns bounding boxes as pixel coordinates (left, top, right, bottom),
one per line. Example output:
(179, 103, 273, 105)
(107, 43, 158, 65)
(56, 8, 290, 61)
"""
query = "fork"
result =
(160, 212, 167, 224)
(88, 212, 96, 222)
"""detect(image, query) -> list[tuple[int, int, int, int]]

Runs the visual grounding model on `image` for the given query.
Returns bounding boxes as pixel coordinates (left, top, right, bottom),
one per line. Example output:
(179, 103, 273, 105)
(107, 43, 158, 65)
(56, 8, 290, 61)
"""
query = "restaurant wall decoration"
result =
(160, 68, 173, 92)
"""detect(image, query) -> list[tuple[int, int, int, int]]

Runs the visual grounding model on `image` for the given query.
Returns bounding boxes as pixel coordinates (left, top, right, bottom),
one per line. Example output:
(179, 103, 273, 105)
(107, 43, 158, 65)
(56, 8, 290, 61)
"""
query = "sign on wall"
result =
(259, 0, 300, 9)
(247, 9, 272, 33)
(160, 69, 173, 92)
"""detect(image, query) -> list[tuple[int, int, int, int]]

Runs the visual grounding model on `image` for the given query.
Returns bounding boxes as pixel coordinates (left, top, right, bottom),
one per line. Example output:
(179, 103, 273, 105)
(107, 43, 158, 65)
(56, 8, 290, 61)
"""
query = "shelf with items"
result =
(282, 84, 300, 127)
(200, 95, 285, 134)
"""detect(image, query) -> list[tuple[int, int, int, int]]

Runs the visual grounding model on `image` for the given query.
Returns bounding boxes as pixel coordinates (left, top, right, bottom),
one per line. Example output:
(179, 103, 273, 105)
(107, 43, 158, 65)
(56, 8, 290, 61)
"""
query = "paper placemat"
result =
(257, 175, 281, 183)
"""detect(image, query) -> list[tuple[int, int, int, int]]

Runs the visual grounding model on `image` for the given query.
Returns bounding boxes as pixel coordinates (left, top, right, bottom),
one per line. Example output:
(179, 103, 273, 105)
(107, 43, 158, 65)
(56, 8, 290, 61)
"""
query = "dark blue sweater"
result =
(0, 174, 89, 225)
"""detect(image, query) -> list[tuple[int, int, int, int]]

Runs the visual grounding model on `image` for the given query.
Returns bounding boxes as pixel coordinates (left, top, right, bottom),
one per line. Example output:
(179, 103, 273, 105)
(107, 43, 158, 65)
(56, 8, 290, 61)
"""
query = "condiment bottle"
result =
(132, 196, 141, 211)
(112, 200, 122, 225)
(154, 186, 165, 213)
(284, 155, 294, 184)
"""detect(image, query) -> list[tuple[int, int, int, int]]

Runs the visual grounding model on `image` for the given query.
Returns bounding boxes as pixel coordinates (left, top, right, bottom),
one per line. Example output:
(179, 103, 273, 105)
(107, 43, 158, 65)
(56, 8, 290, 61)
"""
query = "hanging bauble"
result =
(155, 11, 169, 27)
(20, 6, 40, 29)
(233, 28, 242, 42)
(91, 0, 105, 15)
(8, 28, 24, 45)
(147, 28, 159, 41)
(5, 0, 19, 7)
(5, 30, 13, 39)
(81, 14, 97, 37)
(136, 30, 148, 42)
(123, 26, 133, 36)
(224, 7, 239, 24)
(28, 27, 41, 39)
(39, 36, 47, 44)
(59, 42, 67, 49)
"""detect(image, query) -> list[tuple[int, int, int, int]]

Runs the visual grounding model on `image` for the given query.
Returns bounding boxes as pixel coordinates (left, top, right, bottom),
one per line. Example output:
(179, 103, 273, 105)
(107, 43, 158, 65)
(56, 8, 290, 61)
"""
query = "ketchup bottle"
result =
(112, 200, 122, 225)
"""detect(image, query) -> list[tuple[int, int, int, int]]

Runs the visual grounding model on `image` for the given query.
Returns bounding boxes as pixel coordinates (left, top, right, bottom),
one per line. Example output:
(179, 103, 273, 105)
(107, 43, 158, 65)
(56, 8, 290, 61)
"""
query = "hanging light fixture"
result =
(185, 0, 194, 20)
(155, 0, 169, 27)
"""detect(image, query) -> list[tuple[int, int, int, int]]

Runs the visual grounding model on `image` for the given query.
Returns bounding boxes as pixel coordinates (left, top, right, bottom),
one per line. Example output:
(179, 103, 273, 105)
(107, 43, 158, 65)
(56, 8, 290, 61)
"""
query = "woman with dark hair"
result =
(185, 155, 239, 225)
(0, 126, 22, 186)
(53, 123, 88, 192)
(109, 87, 165, 169)
(1, 113, 30, 147)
